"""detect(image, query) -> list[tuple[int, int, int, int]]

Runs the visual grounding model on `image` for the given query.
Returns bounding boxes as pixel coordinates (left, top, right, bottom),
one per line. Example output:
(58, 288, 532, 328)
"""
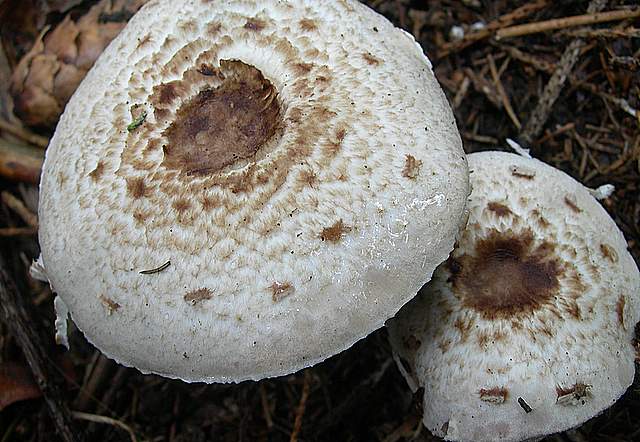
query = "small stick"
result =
(72, 411, 136, 442)
(452, 76, 471, 110)
(1, 191, 38, 227)
(0, 226, 37, 237)
(0, 139, 44, 184)
(382, 414, 421, 442)
(260, 383, 274, 429)
(497, 44, 556, 74)
(0, 254, 81, 442)
(518, 397, 533, 413)
(560, 27, 640, 39)
(139, 260, 171, 275)
(0, 119, 49, 148)
(463, 132, 499, 145)
(497, 8, 640, 39)
(438, 0, 549, 57)
(520, 0, 607, 145)
(74, 353, 112, 411)
(488, 54, 521, 129)
(290, 371, 311, 442)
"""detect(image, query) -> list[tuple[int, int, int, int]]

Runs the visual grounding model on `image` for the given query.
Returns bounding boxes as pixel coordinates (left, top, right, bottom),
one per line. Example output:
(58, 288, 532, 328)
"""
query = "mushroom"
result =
(388, 151, 640, 441)
(36, 0, 470, 382)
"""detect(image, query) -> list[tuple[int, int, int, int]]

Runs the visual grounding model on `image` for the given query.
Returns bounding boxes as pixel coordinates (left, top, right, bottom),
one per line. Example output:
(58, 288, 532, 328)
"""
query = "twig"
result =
(560, 27, 640, 39)
(488, 54, 521, 129)
(0, 139, 44, 184)
(519, 0, 607, 145)
(497, 8, 640, 39)
(1, 191, 38, 227)
(72, 411, 136, 442)
(260, 383, 274, 429)
(0, 226, 37, 237)
(537, 122, 576, 145)
(452, 76, 471, 110)
(464, 67, 502, 109)
(0, 254, 81, 442)
(438, 0, 549, 57)
(74, 353, 112, 411)
(463, 132, 499, 144)
(382, 413, 421, 442)
(0, 119, 49, 148)
(496, 44, 556, 74)
(290, 370, 311, 442)
(139, 260, 171, 275)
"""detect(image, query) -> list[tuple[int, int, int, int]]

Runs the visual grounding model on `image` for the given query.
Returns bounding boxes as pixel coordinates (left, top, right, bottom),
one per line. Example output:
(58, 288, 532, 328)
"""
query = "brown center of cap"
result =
(162, 60, 281, 175)
(448, 230, 562, 319)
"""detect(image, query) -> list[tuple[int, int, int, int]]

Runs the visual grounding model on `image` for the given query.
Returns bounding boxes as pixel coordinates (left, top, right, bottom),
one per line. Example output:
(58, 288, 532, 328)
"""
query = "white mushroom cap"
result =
(37, 0, 469, 382)
(388, 151, 640, 441)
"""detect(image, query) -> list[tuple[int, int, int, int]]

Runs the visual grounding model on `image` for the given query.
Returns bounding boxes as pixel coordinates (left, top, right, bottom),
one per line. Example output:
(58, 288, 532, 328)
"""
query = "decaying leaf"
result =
(9, 0, 148, 128)
(0, 362, 41, 411)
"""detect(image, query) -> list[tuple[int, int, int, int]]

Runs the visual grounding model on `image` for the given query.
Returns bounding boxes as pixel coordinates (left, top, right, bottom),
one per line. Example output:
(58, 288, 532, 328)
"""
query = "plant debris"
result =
(126, 110, 147, 132)
(6, 0, 148, 129)
(138, 260, 170, 275)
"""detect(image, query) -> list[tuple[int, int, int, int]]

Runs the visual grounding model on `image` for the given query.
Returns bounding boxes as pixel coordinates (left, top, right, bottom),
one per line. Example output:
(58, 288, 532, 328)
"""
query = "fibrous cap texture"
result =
(388, 151, 640, 442)
(38, 0, 469, 382)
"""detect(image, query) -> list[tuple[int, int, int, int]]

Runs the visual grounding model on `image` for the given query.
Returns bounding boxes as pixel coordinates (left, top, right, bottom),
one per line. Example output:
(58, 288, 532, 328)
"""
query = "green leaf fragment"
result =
(127, 110, 147, 131)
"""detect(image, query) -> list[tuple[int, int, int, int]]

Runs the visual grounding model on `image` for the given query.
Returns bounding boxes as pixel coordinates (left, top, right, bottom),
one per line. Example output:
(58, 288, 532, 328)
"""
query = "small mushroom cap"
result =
(388, 151, 640, 441)
(38, 0, 469, 382)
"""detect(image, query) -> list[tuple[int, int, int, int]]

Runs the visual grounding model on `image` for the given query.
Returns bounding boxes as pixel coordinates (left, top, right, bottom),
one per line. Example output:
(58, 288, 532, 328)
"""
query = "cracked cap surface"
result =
(38, 0, 469, 382)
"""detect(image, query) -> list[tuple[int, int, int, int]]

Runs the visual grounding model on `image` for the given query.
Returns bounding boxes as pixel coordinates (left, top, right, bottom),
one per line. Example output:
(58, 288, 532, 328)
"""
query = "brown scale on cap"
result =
(99, 295, 121, 315)
(196, 63, 220, 77)
(126, 177, 151, 199)
(564, 195, 582, 213)
(487, 202, 512, 217)
(292, 62, 314, 75)
(88, 161, 106, 182)
(135, 34, 153, 51)
(172, 198, 191, 213)
(617, 295, 626, 328)
(447, 229, 563, 320)
(206, 22, 222, 37)
(362, 52, 381, 66)
(320, 219, 349, 242)
(296, 169, 318, 190)
(453, 316, 473, 342)
(322, 128, 347, 158)
(510, 166, 535, 180)
(438, 339, 451, 353)
(530, 209, 550, 229)
(162, 60, 281, 176)
(402, 154, 422, 179)
(555, 382, 591, 404)
(269, 281, 294, 302)
(244, 18, 266, 32)
(153, 81, 181, 106)
(299, 18, 317, 32)
(132, 210, 149, 225)
(600, 243, 619, 263)
(184, 288, 213, 305)
(479, 387, 509, 403)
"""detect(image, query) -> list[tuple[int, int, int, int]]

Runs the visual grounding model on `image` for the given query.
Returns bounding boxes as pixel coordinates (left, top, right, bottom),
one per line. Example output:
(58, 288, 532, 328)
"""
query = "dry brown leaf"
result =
(0, 361, 42, 411)
(10, 0, 148, 129)
(0, 0, 85, 66)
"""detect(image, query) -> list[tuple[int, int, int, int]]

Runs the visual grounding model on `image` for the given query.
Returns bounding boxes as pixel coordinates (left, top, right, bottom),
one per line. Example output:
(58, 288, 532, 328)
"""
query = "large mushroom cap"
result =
(38, 0, 469, 382)
(388, 151, 640, 441)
